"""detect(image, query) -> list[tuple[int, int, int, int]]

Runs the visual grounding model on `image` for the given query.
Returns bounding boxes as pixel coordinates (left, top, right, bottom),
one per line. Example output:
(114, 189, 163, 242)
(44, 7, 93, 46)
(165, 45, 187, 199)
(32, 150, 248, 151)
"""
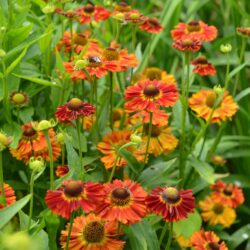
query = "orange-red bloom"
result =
(173, 39, 201, 52)
(210, 180, 244, 208)
(10, 123, 61, 164)
(76, 4, 110, 24)
(192, 56, 216, 76)
(114, 2, 132, 13)
(191, 230, 228, 250)
(124, 10, 146, 24)
(171, 20, 218, 42)
(0, 183, 16, 209)
(139, 17, 163, 34)
(188, 90, 237, 123)
(125, 79, 178, 113)
(236, 27, 250, 37)
(97, 130, 144, 170)
(146, 186, 195, 222)
(45, 180, 103, 219)
(55, 8, 79, 19)
(60, 214, 125, 250)
(96, 179, 148, 224)
(56, 165, 69, 177)
(55, 98, 95, 123)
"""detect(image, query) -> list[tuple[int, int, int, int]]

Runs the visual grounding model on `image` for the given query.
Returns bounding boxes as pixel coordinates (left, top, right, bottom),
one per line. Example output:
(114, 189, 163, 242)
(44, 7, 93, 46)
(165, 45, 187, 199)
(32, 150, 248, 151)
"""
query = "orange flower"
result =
(125, 79, 179, 113)
(10, 122, 61, 164)
(114, 2, 132, 13)
(0, 183, 16, 210)
(199, 196, 236, 228)
(139, 17, 163, 34)
(188, 90, 237, 123)
(173, 39, 201, 52)
(76, 4, 111, 24)
(60, 214, 125, 250)
(236, 27, 250, 37)
(124, 10, 146, 24)
(171, 20, 218, 42)
(192, 56, 216, 76)
(55, 8, 79, 19)
(146, 186, 195, 222)
(55, 98, 95, 123)
(55, 165, 69, 177)
(97, 130, 144, 170)
(191, 230, 228, 250)
(96, 179, 148, 224)
(142, 125, 178, 156)
(210, 180, 244, 208)
(45, 180, 104, 219)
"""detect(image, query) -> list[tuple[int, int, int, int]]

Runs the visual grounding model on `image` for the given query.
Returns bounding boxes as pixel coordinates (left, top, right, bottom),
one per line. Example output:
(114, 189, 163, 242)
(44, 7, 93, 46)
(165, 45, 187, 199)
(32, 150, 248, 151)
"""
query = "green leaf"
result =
(19, 106, 34, 123)
(228, 224, 250, 249)
(235, 87, 250, 102)
(228, 61, 249, 81)
(39, 24, 53, 54)
(0, 194, 31, 229)
(119, 148, 140, 175)
(12, 74, 61, 88)
(189, 156, 215, 184)
(173, 210, 202, 238)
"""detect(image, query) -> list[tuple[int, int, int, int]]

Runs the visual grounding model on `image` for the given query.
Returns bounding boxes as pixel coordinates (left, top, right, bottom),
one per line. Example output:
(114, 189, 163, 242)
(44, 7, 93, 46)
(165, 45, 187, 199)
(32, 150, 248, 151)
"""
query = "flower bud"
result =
(0, 132, 10, 151)
(35, 119, 57, 131)
(42, 4, 55, 14)
(213, 85, 224, 95)
(74, 59, 88, 71)
(113, 13, 125, 22)
(56, 132, 65, 145)
(130, 133, 142, 144)
(220, 43, 232, 53)
(29, 157, 45, 172)
(0, 49, 6, 58)
(9, 91, 29, 107)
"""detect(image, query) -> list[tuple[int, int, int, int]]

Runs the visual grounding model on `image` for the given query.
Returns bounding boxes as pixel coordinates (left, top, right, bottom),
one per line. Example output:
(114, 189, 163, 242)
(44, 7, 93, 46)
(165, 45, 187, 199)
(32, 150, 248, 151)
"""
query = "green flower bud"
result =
(213, 85, 224, 95)
(56, 132, 65, 145)
(0, 49, 6, 58)
(29, 157, 45, 172)
(113, 13, 125, 22)
(0, 132, 10, 151)
(74, 59, 88, 71)
(220, 43, 232, 53)
(130, 133, 142, 144)
(34, 119, 57, 131)
(42, 4, 55, 14)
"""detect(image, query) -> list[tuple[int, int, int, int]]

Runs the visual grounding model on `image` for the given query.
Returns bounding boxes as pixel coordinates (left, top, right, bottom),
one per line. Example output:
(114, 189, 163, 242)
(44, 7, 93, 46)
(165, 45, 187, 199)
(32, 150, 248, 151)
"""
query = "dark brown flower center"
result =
(84, 221, 105, 243)
(143, 84, 160, 97)
(195, 56, 208, 64)
(115, 2, 131, 12)
(74, 34, 88, 46)
(161, 187, 181, 204)
(64, 181, 83, 197)
(148, 19, 160, 27)
(102, 48, 119, 61)
(68, 98, 83, 110)
(88, 56, 102, 68)
(145, 68, 162, 80)
(111, 187, 131, 206)
(144, 124, 161, 137)
(207, 242, 220, 250)
(113, 109, 122, 121)
(23, 126, 37, 139)
(223, 188, 233, 196)
(187, 21, 201, 32)
(205, 92, 217, 108)
(65, 10, 75, 18)
(213, 204, 224, 214)
(83, 4, 95, 14)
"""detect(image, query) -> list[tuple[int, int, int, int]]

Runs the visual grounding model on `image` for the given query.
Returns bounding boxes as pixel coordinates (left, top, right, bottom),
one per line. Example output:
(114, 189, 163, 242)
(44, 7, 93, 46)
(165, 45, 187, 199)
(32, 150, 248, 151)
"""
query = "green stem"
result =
(69, 19, 74, 60)
(16, 108, 20, 124)
(76, 119, 84, 180)
(28, 170, 36, 230)
(165, 222, 173, 250)
(224, 53, 230, 90)
(61, 145, 65, 166)
(0, 151, 6, 206)
(110, 72, 114, 130)
(65, 211, 75, 250)
(44, 130, 54, 189)
(108, 154, 119, 182)
(159, 223, 168, 247)
(143, 112, 153, 166)
(233, 38, 246, 95)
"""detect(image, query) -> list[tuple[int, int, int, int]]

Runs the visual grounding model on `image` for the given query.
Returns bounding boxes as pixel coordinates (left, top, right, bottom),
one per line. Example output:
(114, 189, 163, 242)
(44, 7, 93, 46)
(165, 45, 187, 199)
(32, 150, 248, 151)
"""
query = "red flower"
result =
(173, 39, 201, 52)
(139, 17, 163, 34)
(146, 186, 195, 222)
(210, 180, 244, 208)
(171, 20, 218, 42)
(55, 98, 95, 123)
(55, 165, 69, 177)
(192, 56, 216, 76)
(125, 79, 179, 113)
(45, 179, 103, 219)
(0, 183, 16, 210)
(96, 179, 148, 224)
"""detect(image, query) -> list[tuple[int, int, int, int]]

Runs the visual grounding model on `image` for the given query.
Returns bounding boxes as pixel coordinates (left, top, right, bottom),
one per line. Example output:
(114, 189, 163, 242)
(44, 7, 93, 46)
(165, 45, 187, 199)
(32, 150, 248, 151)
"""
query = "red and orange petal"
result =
(95, 179, 148, 225)
(124, 10, 147, 24)
(146, 186, 195, 222)
(60, 214, 125, 250)
(171, 20, 218, 42)
(210, 180, 244, 208)
(211, 155, 226, 166)
(173, 39, 201, 52)
(142, 126, 178, 156)
(55, 8, 79, 19)
(188, 90, 238, 123)
(10, 123, 61, 164)
(0, 183, 16, 209)
(125, 79, 179, 113)
(192, 56, 216, 76)
(56, 165, 69, 177)
(45, 180, 104, 219)
(236, 27, 250, 37)
(97, 130, 144, 170)
(199, 196, 236, 228)
(76, 4, 110, 24)
(139, 17, 163, 34)
(55, 98, 95, 123)
(191, 230, 228, 250)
